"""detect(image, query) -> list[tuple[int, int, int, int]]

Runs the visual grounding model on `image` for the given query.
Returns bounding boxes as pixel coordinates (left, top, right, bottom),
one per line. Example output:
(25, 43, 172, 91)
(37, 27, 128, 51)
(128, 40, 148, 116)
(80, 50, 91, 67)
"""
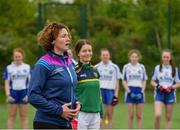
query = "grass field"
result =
(0, 89, 180, 129)
(0, 103, 180, 129)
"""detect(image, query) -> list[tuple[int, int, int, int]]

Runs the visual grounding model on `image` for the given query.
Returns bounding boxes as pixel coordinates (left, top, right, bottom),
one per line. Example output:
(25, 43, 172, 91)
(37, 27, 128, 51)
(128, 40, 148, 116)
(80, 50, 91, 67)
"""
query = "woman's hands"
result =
(61, 102, 80, 120)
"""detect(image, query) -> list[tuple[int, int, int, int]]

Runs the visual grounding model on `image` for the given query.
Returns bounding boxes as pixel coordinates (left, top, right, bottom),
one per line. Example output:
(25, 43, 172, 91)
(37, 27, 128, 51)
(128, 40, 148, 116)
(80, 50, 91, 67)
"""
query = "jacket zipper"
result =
(66, 67, 74, 109)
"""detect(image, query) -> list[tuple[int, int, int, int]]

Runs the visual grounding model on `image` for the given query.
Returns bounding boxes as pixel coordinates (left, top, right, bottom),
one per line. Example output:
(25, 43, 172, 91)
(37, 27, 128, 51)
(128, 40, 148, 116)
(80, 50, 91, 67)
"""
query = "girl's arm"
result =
(151, 80, 158, 89)
(114, 80, 119, 97)
(122, 80, 130, 93)
(141, 80, 146, 93)
(4, 80, 10, 97)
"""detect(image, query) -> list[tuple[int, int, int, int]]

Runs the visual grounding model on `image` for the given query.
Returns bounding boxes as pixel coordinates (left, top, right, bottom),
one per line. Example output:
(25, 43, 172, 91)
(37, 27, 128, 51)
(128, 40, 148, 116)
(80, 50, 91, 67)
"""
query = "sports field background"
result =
(0, 103, 180, 129)
(0, 90, 180, 129)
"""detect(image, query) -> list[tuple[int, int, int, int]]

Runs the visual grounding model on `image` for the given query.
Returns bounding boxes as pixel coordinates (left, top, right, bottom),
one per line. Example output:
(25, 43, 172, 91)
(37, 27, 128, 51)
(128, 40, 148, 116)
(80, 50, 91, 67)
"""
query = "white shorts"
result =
(77, 111, 100, 130)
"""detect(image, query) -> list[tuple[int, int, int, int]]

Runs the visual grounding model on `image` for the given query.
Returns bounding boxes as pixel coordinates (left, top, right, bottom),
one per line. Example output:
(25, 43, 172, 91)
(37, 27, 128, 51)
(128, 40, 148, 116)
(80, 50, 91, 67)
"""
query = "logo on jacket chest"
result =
(52, 67, 64, 75)
(80, 73, 87, 78)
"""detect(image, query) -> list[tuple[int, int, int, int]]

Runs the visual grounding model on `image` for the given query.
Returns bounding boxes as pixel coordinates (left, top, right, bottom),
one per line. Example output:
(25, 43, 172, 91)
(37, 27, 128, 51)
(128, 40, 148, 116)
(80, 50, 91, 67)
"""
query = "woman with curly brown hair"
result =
(28, 22, 80, 129)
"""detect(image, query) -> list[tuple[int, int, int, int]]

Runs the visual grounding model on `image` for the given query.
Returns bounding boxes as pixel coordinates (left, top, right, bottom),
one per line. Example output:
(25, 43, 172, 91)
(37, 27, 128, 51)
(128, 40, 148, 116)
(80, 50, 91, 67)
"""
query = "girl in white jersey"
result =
(3, 48, 31, 129)
(122, 49, 147, 129)
(96, 48, 121, 129)
(151, 49, 180, 129)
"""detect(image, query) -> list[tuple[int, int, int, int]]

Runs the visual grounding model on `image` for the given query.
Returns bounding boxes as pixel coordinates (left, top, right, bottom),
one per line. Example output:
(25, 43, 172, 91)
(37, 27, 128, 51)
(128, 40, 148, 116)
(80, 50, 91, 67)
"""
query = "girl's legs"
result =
(19, 104, 29, 129)
(127, 103, 134, 129)
(165, 104, 174, 129)
(107, 104, 114, 129)
(136, 104, 143, 129)
(100, 104, 108, 128)
(7, 104, 18, 129)
(154, 101, 164, 129)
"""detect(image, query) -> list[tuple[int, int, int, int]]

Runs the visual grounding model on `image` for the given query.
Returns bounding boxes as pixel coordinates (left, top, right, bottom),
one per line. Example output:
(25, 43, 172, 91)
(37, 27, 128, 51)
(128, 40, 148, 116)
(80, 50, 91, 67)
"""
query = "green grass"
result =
(0, 104, 35, 129)
(0, 89, 180, 129)
(0, 103, 180, 129)
(113, 103, 180, 129)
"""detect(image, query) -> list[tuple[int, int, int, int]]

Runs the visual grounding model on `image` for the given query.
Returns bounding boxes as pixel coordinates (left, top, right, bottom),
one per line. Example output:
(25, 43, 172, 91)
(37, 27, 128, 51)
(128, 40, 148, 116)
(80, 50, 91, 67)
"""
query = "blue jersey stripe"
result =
(2, 68, 8, 80)
(36, 60, 51, 70)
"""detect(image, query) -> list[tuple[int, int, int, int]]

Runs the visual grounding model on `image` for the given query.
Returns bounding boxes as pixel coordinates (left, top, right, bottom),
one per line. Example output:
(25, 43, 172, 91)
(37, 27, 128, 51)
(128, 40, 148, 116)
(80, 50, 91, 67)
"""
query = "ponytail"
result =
(160, 49, 176, 77)
(170, 59, 176, 77)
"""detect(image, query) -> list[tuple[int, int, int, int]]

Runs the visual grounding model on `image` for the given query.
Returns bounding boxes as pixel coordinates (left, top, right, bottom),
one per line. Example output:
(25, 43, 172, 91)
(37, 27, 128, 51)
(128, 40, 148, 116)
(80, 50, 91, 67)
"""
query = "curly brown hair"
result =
(37, 22, 71, 52)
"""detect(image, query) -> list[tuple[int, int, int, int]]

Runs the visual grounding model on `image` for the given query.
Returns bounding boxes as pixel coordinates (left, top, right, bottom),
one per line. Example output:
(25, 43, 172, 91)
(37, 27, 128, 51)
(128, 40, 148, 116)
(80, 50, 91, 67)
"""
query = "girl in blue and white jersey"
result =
(122, 49, 147, 129)
(151, 49, 180, 129)
(96, 48, 121, 129)
(3, 48, 31, 129)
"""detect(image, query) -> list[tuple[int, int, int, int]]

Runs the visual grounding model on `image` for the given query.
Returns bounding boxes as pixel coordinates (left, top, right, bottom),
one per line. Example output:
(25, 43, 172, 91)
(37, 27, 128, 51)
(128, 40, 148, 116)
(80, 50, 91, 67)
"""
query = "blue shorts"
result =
(101, 88, 114, 105)
(125, 86, 145, 104)
(10, 89, 28, 104)
(154, 90, 176, 105)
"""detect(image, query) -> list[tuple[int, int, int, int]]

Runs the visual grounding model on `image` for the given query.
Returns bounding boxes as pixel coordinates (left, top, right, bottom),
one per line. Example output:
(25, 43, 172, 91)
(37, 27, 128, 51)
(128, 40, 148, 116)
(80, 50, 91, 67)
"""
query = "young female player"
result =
(151, 49, 180, 129)
(122, 49, 147, 129)
(3, 48, 31, 129)
(75, 39, 104, 129)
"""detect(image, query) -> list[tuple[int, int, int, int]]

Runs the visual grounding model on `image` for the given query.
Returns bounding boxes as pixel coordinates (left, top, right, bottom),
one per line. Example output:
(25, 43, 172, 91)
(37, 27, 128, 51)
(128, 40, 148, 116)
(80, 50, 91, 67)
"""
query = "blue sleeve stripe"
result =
(124, 70, 127, 80)
(36, 60, 51, 70)
(143, 73, 145, 80)
(152, 69, 155, 78)
(2, 68, 8, 80)
(123, 66, 127, 80)
(141, 66, 146, 80)
(112, 65, 118, 78)
(39, 59, 50, 66)
(26, 77, 29, 88)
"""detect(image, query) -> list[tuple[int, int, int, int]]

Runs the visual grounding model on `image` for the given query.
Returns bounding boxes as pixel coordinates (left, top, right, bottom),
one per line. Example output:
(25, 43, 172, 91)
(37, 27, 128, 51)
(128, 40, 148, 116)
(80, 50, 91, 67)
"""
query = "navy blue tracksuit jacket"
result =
(28, 51, 77, 127)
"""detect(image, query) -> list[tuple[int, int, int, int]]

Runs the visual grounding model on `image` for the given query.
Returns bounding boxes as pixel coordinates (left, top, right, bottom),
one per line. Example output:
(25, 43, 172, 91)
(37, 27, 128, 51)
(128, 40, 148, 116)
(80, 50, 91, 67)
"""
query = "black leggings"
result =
(33, 121, 72, 129)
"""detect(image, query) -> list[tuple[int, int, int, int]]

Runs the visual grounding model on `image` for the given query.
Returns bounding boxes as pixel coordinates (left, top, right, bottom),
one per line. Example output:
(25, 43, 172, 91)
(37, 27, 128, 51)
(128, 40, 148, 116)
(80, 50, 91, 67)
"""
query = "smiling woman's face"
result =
(78, 44, 92, 64)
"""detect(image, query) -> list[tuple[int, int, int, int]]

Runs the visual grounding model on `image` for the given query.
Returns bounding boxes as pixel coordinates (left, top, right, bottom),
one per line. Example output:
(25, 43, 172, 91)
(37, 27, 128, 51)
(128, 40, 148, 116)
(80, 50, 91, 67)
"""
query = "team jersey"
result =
(72, 58, 78, 67)
(122, 63, 147, 87)
(152, 64, 180, 88)
(3, 62, 31, 90)
(75, 63, 104, 117)
(95, 61, 121, 90)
